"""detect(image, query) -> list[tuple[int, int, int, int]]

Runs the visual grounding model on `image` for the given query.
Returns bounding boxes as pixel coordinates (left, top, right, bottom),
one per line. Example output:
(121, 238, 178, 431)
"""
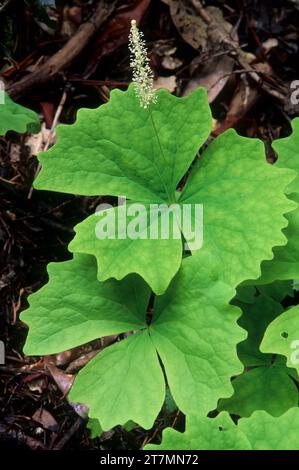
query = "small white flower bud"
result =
(129, 19, 157, 109)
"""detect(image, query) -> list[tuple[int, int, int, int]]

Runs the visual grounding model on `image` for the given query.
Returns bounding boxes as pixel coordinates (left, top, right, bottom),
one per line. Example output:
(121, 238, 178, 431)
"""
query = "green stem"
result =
(148, 107, 176, 204)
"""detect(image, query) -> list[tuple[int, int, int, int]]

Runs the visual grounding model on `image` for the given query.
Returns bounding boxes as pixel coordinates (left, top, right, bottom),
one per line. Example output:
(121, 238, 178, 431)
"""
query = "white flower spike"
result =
(129, 19, 157, 109)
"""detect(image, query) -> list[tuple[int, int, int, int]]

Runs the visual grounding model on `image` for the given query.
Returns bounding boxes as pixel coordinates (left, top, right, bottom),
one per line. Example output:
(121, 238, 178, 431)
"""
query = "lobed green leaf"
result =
(0, 92, 40, 135)
(146, 408, 299, 450)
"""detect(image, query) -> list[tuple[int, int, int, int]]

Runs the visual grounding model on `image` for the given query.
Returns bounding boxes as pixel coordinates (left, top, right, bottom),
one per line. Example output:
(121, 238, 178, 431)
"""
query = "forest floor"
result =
(0, 0, 299, 450)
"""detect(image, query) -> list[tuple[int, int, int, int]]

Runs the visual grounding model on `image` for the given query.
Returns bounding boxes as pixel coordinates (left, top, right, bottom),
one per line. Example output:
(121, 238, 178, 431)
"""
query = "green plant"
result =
(144, 119, 299, 449)
(20, 84, 299, 434)
(8, 23, 299, 450)
(256, 118, 299, 284)
(31, 84, 296, 295)
(0, 91, 40, 135)
(145, 408, 299, 450)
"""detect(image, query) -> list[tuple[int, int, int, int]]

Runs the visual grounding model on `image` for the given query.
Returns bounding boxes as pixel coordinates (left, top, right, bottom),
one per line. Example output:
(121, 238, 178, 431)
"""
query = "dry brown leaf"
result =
(27, 377, 46, 393)
(163, 1, 233, 51)
(51, 350, 74, 367)
(66, 350, 99, 374)
(153, 39, 183, 70)
(45, 362, 74, 395)
(154, 76, 177, 93)
(183, 55, 234, 102)
(32, 408, 59, 431)
(262, 38, 279, 53)
(162, 0, 208, 49)
(181, 3, 238, 102)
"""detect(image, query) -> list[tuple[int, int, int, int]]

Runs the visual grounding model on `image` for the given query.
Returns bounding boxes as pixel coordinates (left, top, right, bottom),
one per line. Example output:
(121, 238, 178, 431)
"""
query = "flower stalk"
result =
(129, 19, 157, 109)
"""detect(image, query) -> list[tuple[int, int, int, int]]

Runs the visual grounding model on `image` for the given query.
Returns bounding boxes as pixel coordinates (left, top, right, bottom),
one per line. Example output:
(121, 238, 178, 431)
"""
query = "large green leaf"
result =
(258, 194, 299, 284)
(69, 331, 165, 431)
(20, 255, 150, 355)
(34, 85, 211, 203)
(261, 304, 299, 372)
(256, 119, 299, 283)
(219, 286, 299, 418)
(235, 280, 293, 305)
(69, 204, 182, 295)
(235, 284, 257, 304)
(179, 129, 296, 287)
(236, 294, 284, 366)
(150, 249, 246, 417)
(274, 117, 299, 194)
(257, 280, 294, 303)
(218, 365, 298, 417)
(22, 251, 245, 429)
(146, 408, 299, 450)
(146, 413, 251, 450)
(0, 92, 40, 135)
(238, 408, 299, 450)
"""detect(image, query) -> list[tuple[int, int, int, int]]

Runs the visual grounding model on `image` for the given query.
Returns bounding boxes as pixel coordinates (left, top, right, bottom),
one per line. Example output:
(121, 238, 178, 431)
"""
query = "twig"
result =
(0, 0, 13, 13)
(27, 89, 68, 199)
(0, 175, 19, 184)
(68, 78, 129, 88)
(45, 89, 68, 152)
(52, 417, 85, 450)
(0, 366, 50, 375)
(7, 1, 115, 99)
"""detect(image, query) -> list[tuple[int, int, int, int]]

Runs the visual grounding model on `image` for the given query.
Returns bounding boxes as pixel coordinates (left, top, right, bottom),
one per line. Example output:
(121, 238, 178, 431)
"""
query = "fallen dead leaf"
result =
(162, 0, 208, 49)
(152, 39, 183, 70)
(32, 408, 59, 432)
(27, 377, 46, 393)
(45, 362, 74, 396)
(66, 350, 99, 374)
(154, 76, 177, 93)
(262, 38, 279, 53)
(182, 6, 237, 101)
(183, 55, 234, 102)
(51, 350, 74, 367)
